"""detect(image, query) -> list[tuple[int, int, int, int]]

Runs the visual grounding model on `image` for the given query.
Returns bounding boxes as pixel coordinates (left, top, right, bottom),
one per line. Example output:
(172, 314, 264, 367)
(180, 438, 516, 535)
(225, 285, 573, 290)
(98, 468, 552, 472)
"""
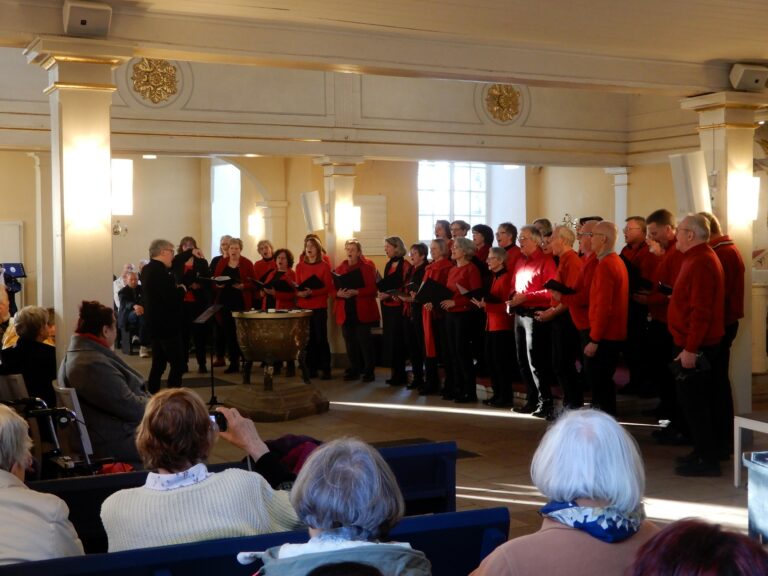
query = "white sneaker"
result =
(139, 346, 151, 358)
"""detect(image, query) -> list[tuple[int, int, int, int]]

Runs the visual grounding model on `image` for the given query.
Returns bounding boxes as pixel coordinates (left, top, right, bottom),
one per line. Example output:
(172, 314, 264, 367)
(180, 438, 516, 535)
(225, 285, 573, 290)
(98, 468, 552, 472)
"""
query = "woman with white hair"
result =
(471, 409, 658, 576)
(0, 404, 83, 564)
(257, 438, 431, 575)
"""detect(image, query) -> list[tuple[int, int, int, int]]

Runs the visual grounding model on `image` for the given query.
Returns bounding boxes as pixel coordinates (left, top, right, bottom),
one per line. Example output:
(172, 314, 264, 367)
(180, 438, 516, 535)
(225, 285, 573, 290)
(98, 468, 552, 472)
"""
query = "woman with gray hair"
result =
(257, 438, 431, 575)
(0, 305, 57, 408)
(471, 409, 658, 576)
(0, 404, 83, 564)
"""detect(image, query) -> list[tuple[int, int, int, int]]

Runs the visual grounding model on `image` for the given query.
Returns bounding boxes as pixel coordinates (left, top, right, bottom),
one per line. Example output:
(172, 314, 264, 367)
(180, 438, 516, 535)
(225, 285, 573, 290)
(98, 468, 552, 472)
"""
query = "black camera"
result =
(209, 410, 228, 432)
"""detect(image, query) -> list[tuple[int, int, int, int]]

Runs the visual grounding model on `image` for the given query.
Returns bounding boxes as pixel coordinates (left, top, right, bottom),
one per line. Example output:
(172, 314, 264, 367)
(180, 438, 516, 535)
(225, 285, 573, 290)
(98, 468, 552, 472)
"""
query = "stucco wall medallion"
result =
(131, 58, 178, 104)
(485, 84, 521, 123)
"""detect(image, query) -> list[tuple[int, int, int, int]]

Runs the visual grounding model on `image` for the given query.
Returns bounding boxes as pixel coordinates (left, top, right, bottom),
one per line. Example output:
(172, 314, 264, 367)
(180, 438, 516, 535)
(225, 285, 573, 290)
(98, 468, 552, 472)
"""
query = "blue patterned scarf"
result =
(539, 500, 644, 543)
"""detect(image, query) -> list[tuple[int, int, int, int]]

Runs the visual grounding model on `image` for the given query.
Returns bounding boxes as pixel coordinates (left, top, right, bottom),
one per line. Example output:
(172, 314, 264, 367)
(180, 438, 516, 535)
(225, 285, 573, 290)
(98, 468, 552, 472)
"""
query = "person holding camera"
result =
(100, 388, 302, 552)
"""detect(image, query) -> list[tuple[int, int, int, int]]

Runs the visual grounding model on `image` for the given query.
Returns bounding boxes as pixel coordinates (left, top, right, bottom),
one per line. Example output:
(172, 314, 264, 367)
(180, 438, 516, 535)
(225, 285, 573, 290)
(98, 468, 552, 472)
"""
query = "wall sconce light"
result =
(728, 172, 760, 223)
(112, 219, 128, 236)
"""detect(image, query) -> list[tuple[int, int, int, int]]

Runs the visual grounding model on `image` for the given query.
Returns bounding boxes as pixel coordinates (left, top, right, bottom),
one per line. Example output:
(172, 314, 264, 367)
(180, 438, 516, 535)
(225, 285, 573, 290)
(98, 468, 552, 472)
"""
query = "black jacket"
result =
(140, 259, 184, 339)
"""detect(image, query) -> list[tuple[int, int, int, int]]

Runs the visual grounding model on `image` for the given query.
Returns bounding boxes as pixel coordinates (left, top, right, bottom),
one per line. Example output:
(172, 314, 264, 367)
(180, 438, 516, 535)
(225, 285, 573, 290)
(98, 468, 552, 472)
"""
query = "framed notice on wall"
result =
(355, 195, 387, 256)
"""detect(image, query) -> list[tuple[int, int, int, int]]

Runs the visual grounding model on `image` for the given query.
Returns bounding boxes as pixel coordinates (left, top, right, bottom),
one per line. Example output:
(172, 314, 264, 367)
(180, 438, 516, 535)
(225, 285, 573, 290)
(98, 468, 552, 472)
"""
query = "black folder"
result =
(254, 271, 287, 290)
(297, 274, 325, 291)
(456, 284, 501, 304)
(544, 279, 576, 295)
(376, 272, 404, 293)
(332, 268, 366, 290)
(414, 278, 455, 306)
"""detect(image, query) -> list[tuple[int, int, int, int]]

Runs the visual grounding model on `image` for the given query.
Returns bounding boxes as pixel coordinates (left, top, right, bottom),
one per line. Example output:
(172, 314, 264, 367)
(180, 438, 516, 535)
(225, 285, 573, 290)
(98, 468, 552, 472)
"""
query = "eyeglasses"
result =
(676, 227, 693, 234)
(623, 227, 642, 233)
(592, 232, 607, 238)
(162, 248, 174, 254)
(518, 235, 532, 242)
(579, 232, 593, 238)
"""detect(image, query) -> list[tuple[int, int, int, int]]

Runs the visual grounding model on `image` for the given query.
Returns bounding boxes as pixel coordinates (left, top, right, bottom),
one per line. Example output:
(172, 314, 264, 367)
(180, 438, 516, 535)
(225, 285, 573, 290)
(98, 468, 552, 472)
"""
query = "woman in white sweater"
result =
(100, 388, 302, 552)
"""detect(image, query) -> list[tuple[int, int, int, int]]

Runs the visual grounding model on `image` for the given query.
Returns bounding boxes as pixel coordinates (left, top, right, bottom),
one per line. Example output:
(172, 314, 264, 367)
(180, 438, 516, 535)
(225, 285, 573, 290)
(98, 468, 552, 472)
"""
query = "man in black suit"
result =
(141, 239, 186, 393)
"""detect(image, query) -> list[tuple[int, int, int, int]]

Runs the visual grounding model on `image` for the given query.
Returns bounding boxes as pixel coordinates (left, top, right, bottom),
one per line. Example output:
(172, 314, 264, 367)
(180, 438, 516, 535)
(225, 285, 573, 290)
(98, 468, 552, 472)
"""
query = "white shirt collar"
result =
(144, 462, 211, 491)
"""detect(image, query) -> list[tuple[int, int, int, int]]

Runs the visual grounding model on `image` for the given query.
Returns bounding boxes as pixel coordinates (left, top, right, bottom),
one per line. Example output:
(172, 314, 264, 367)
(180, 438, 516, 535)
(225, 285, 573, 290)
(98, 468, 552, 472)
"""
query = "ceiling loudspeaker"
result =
(301, 190, 325, 233)
(669, 151, 712, 215)
(729, 63, 768, 92)
(63, 0, 112, 38)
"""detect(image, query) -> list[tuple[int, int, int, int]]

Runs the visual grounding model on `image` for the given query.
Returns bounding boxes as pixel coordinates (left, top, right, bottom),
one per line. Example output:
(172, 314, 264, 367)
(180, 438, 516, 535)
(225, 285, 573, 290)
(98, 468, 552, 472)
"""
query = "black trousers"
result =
(382, 304, 407, 383)
(515, 313, 552, 407)
(182, 301, 207, 369)
(444, 312, 476, 399)
(219, 308, 241, 365)
(583, 339, 622, 416)
(648, 320, 682, 423)
(407, 305, 425, 382)
(715, 321, 738, 455)
(624, 301, 651, 392)
(675, 344, 721, 463)
(306, 308, 331, 374)
(552, 313, 581, 408)
(342, 322, 376, 377)
(425, 316, 450, 393)
(485, 329, 514, 403)
(148, 334, 184, 393)
(470, 308, 487, 376)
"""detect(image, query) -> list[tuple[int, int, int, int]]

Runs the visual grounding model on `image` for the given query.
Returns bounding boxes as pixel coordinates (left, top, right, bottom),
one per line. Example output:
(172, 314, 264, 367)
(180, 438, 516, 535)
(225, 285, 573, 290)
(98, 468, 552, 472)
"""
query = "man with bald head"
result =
(583, 221, 628, 416)
(668, 213, 725, 477)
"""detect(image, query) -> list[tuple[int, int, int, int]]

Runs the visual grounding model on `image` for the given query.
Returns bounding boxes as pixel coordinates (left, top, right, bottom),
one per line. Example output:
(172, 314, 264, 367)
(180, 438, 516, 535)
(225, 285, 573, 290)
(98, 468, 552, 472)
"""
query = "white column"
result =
(682, 92, 768, 415)
(604, 167, 629, 244)
(258, 201, 289, 248)
(29, 152, 53, 307)
(26, 37, 131, 362)
(313, 156, 364, 266)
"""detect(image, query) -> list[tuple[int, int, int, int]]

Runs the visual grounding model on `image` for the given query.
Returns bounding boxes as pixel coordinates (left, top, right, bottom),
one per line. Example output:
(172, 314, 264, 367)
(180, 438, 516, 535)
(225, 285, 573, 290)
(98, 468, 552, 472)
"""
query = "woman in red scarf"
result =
(378, 236, 411, 387)
(421, 239, 454, 396)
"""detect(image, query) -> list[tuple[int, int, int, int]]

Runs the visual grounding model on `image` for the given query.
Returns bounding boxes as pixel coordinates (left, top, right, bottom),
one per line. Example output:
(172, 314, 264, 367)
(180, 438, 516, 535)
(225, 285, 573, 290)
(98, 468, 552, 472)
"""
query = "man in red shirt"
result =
(583, 221, 628, 416)
(699, 211, 744, 457)
(668, 214, 725, 477)
(619, 216, 659, 396)
(508, 226, 556, 418)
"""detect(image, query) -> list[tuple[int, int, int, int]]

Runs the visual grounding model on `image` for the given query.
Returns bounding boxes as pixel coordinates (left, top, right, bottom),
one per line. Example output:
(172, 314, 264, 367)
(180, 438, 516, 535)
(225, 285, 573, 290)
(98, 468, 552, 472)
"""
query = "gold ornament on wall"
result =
(485, 84, 521, 123)
(131, 58, 178, 104)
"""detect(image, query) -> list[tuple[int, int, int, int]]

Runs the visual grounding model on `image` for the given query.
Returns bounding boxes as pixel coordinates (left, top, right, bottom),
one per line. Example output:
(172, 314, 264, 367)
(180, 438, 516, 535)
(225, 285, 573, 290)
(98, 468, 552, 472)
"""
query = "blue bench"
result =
(29, 441, 457, 553)
(0, 506, 509, 576)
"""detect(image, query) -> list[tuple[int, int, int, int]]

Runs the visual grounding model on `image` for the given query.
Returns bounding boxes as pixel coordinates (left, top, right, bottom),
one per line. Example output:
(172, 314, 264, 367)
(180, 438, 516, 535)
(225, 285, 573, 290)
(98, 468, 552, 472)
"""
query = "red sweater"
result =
(668, 242, 725, 352)
(588, 252, 629, 342)
(333, 259, 380, 325)
(562, 253, 598, 331)
(504, 244, 522, 273)
(646, 237, 684, 323)
(446, 262, 482, 313)
(261, 268, 296, 310)
(253, 257, 277, 283)
(475, 244, 490, 265)
(550, 249, 582, 308)
(295, 259, 334, 310)
(710, 235, 745, 325)
(512, 248, 557, 309)
(213, 256, 255, 310)
(486, 269, 513, 332)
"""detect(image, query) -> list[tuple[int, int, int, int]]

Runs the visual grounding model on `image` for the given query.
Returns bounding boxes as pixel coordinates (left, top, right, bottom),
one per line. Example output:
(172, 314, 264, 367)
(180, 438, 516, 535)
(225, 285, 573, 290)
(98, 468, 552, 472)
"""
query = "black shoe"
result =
(454, 394, 477, 404)
(482, 397, 497, 406)
(532, 403, 554, 419)
(197, 365, 208, 374)
(386, 378, 404, 386)
(489, 398, 514, 408)
(674, 459, 721, 477)
(513, 403, 537, 414)
(361, 373, 375, 383)
(418, 387, 439, 396)
(441, 392, 455, 401)
(407, 378, 424, 390)
(675, 451, 699, 465)
(343, 372, 360, 381)
(224, 363, 239, 374)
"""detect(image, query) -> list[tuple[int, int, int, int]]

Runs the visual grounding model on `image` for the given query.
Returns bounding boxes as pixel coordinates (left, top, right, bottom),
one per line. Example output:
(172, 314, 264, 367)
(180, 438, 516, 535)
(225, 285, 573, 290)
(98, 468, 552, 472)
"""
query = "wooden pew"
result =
(29, 440, 458, 553)
(0, 506, 509, 576)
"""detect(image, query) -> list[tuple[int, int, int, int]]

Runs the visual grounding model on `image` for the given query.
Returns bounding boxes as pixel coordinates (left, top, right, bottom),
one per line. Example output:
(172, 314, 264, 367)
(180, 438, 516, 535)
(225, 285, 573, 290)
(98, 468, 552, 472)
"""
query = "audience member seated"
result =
(117, 270, 149, 356)
(0, 404, 83, 565)
(100, 388, 302, 552)
(58, 301, 149, 463)
(0, 306, 57, 408)
(256, 437, 431, 575)
(629, 518, 768, 576)
(471, 409, 658, 576)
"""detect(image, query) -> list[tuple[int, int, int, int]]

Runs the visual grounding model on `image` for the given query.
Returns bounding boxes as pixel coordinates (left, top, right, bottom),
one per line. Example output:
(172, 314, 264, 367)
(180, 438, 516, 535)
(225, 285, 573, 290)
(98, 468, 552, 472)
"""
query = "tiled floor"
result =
(124, 354, 764, 539)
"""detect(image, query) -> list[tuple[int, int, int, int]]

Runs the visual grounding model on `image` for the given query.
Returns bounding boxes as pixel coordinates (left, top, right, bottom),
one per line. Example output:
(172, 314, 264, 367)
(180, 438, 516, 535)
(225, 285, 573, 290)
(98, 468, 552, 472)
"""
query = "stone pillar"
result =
(312, 156, 364, 266)
(26, 37, 131, 362)
(29, 152, 53, 307)
(604, 167, 630, 248)
(681, 92, 768, 415)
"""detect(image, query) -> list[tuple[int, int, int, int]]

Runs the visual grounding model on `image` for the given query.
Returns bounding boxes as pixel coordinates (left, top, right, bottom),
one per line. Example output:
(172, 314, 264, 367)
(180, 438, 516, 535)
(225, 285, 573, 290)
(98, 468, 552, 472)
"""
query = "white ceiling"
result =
(106, 0, 768, 65)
